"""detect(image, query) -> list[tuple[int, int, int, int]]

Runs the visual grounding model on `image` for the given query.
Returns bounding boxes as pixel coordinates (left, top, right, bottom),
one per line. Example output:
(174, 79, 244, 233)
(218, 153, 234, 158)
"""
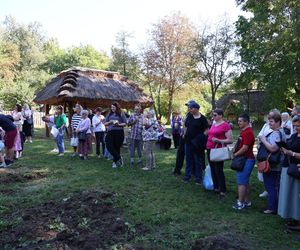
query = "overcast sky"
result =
(0, 0, 243, 54)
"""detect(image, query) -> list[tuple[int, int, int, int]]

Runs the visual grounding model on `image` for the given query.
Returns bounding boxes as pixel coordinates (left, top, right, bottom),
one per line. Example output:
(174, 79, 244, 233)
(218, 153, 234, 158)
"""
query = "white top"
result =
(92, 115, 105, 132)
(12, 111, 23, 128)
(258, 123, 273, 137)
(22, 109, 32, 119)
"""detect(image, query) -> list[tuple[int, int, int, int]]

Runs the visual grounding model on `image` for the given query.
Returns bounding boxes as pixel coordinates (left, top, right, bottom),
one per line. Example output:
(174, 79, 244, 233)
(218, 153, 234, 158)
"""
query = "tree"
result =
(235, 0, 300, 109)
(141, 13, 196, 123)
(0, 39, 20, 81)
(110, 30, 140, 81)
(43, 43, 110, 74)
(193, 19, 237, 110)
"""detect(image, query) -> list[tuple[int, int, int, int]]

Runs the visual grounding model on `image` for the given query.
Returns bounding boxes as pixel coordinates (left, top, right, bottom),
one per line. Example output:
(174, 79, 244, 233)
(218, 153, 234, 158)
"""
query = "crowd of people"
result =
(0, 100, 299, 233)
(0, 104, 33, 167)
(39, 102, 162, 171)
(172, 102, 300, 233)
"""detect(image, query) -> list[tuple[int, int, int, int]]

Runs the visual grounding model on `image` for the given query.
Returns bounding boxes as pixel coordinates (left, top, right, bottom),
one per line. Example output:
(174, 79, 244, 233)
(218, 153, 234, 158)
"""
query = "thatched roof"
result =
(216, 90, 266, 114)
(34, 67, 153, 109)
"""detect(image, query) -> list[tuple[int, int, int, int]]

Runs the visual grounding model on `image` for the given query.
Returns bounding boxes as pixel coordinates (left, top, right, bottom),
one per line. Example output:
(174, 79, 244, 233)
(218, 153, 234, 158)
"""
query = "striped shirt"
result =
(71, 113, 82, 130)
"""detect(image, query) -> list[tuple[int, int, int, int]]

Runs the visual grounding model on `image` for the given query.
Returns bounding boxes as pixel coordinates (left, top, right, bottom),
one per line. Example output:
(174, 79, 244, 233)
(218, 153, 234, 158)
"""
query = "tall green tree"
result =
(193, 19, 237, 110)
(141, 13, 197, 122)
(236, 0, 300, 109)
(110, 30, 140, 81)
(43, 43, 110, 74)
(0, 16, 49, 109)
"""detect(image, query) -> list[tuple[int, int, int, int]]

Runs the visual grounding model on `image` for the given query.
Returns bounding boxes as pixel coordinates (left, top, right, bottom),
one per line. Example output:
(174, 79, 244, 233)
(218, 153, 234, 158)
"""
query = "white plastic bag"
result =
(70, 137, 79, 147)
(257, 172, 264, 182)
(50, 126, 59, 138)
(203, 165, 214, 190)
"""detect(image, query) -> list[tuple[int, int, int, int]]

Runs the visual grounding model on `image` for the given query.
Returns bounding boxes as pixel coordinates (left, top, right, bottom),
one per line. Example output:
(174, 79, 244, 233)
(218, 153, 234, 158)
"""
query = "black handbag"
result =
(257, 132, 282, 164)
(77, 131, 87, 141)
(231, 155, 247, 171)
(287, 163, 300, 179)
(283, 127, 291, 135)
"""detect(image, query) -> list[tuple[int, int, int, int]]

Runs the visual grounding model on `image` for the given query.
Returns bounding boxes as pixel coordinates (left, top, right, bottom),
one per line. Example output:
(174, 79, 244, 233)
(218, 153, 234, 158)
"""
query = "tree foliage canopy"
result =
(141, 12, 197, 121)
(236, 0, 300, 109)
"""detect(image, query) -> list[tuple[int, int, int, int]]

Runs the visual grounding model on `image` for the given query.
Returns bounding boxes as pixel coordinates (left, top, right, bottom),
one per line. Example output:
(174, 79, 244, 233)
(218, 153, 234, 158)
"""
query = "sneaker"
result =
(71, 153, 77, 157)
(263, 209, 275, 215)
(112, 162, 117, 168)
(244, 201, 252, 208)
(51, 148, 59, 153)
(97, 154, 101, 159)
(58, 153, 64, 157)
(232, 201, 245, 210)
(130, 159, 134, 166)
(29, 140, 33, 143)
(259, 191, 268, 198)
(142, 167, 151, 171)
(137, 159, 142, 165)
(195, 180, 202, 186)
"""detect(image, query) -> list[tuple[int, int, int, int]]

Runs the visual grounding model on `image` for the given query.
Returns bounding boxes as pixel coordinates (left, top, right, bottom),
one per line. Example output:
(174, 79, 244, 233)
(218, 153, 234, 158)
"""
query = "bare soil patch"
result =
(192, 233, 250, 250)
(0, 190, 145, 249)
(0, 168, 47, 184)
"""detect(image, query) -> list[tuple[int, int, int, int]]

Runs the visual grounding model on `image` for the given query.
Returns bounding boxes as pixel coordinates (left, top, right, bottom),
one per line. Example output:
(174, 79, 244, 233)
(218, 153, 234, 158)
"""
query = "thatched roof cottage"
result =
(34, 67, 153, 109)
(34, 67, 153, 136)
(216, 90, 266, 116)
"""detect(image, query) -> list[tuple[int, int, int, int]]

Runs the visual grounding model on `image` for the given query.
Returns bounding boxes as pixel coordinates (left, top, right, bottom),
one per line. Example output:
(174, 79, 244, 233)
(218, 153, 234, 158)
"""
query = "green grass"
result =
(0, 128, 299, 249)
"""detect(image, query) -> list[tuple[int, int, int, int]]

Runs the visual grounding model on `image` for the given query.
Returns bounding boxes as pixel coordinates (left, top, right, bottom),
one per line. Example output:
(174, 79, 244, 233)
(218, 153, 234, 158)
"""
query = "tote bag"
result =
(50, 127, 59, 138)
(70, 137, 79, 147)
(210, 144, 232, 162)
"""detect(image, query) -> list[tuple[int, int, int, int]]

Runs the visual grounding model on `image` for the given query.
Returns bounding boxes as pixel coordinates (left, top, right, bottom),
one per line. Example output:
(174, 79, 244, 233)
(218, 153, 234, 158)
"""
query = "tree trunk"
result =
(211, 90, 216, 110)
(166, 89, 174, 124)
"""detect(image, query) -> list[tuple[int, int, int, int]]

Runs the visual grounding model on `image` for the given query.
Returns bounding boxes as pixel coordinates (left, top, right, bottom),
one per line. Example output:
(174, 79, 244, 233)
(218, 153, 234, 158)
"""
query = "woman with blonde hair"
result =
(22, 104, 33, 143)
(76, 110, 92, 160)
(142, 109, 158, 171)
(12, 104, 24, 159)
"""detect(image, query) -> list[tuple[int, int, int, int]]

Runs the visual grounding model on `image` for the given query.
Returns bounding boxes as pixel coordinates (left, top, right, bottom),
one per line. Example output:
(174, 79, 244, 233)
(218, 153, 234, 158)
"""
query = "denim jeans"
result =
(263, 171, 281, 212)
(184, 143, 205, 182)
(56, 131, 65, 154)
(130, 138, 143, 159)
(144, 140, 156, 169)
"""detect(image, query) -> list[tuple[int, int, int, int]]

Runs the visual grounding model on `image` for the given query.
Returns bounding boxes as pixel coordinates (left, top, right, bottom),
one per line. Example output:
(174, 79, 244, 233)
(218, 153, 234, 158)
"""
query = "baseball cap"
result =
(185, 100, 196, 106)
(188, 102, 200, 109)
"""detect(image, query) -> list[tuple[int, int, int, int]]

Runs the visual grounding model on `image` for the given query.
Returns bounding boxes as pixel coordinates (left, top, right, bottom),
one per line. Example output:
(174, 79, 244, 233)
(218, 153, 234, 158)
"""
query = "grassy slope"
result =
(0, 128, 299, 250)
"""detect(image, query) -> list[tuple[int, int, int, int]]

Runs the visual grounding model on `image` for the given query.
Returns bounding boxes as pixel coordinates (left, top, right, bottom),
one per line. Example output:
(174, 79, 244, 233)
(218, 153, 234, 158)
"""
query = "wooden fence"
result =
(2, 111, 45, 127)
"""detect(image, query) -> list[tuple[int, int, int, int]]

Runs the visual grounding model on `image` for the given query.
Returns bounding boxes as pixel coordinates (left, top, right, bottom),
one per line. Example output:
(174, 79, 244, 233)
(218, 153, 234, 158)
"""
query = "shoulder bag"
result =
(258, 154, 271, 173)
(210, 143, 232, 162)
(257, 131, 282, 164)
(230, 137, 247, 171)
(287, 163, 300, 179)
(231, 155, 247, 171)
(78, 131, 87, 141)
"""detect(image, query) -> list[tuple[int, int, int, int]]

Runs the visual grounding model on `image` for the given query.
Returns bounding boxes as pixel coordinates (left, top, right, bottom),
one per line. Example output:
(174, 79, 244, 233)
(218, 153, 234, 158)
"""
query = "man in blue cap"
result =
(173, 100, 194, 175)
(183, 101, 208, 185)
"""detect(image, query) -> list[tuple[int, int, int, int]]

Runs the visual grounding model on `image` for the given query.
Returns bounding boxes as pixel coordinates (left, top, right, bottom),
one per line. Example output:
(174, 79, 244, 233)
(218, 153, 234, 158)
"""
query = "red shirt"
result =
(236, 127, 255, 159)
